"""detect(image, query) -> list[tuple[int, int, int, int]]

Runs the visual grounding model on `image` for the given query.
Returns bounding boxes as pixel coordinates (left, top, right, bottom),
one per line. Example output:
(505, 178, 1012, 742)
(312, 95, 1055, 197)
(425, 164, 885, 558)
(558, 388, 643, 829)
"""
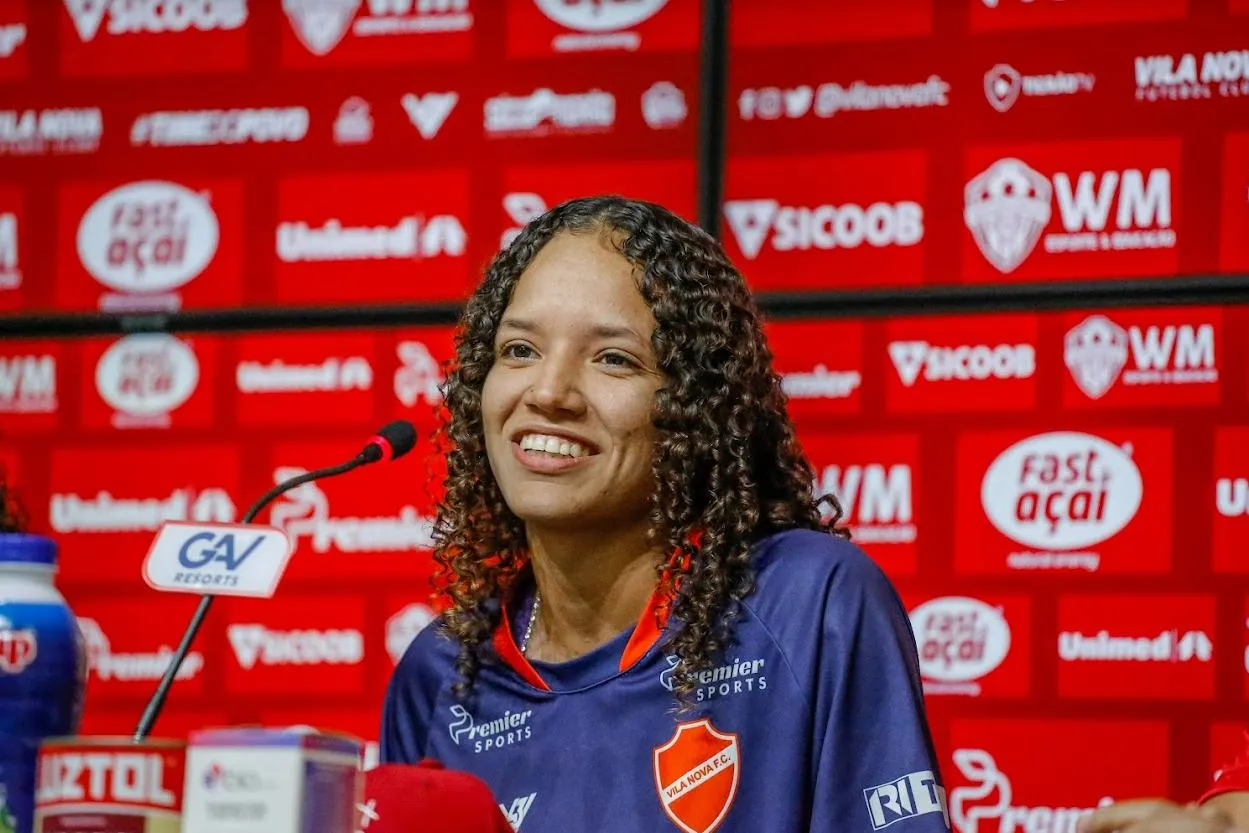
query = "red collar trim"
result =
(492, 605, 551, 691)
(493, 537, 697, 690)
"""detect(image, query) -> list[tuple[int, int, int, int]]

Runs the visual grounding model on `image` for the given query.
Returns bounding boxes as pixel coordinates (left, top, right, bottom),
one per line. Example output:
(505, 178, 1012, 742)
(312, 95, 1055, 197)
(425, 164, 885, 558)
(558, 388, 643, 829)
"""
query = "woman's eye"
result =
(502, 343, 534, 359)
(601, 352, 638, 368)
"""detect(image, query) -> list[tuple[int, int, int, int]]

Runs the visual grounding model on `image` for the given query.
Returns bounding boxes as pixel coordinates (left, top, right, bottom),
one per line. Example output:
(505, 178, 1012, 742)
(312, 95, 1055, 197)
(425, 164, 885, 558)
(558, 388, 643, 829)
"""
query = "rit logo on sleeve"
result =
(864, 770, 950, 830)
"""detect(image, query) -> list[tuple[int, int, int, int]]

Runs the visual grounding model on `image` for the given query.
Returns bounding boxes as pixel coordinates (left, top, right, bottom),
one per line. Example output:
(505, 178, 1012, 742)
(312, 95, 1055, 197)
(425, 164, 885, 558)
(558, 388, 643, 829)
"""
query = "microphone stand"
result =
(132, 455, 370, 742)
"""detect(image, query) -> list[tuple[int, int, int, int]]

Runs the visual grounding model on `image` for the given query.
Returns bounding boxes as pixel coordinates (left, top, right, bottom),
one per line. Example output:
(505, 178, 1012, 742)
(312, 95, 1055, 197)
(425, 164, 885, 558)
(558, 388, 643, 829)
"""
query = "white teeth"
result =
(519, 433, 587, 458)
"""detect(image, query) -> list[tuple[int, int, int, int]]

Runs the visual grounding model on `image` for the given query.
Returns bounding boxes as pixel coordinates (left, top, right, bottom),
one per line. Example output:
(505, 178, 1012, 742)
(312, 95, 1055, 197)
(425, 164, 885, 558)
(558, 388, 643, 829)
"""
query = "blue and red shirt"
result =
(381, 528, 951, 833)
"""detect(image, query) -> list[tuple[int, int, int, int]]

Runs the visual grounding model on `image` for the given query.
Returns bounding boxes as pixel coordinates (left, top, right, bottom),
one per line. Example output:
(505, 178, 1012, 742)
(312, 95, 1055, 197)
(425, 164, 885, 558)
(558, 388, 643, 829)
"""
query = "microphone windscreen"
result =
(376, 420, 418, 461)
(362, 761, 515, 833)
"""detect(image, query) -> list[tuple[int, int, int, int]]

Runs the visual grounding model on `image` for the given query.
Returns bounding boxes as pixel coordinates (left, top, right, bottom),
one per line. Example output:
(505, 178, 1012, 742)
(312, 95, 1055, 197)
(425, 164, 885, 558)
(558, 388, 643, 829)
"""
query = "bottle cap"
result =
(0, 533, 58, 567)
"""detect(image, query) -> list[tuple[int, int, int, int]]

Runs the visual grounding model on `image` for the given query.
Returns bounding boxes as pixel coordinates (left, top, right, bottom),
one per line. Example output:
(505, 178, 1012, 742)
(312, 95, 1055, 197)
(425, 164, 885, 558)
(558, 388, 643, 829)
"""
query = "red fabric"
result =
(361, 761, 513, 833)
(1202, 730, 1249, 803)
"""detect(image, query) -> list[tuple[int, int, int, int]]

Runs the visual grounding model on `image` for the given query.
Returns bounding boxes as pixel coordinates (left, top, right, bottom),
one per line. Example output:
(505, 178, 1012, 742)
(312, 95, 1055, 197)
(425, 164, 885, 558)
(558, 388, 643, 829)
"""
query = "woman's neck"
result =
(523, 524, 662, 663)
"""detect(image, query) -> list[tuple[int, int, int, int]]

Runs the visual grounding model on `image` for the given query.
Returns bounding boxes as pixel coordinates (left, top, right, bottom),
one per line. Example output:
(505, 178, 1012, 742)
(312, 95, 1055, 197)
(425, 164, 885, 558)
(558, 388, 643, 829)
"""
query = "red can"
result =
(34, 737, 184, 833)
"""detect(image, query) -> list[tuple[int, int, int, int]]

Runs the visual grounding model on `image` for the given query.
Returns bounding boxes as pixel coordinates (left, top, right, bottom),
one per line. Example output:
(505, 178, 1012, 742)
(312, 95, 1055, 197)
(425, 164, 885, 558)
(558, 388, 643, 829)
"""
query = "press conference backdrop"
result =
(1, 0, 1248, 822)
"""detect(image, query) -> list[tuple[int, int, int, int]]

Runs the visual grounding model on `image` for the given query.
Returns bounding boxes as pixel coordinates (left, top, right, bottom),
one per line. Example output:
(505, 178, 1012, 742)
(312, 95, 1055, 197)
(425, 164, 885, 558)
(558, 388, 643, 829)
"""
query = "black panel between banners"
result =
(1, 275, 1247, 339)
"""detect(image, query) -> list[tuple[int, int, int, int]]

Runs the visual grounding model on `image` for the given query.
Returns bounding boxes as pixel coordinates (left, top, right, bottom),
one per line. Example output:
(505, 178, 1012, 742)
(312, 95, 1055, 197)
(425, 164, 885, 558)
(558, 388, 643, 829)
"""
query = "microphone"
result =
(132, 420, 418, 742)
(361, 762, 516, 833)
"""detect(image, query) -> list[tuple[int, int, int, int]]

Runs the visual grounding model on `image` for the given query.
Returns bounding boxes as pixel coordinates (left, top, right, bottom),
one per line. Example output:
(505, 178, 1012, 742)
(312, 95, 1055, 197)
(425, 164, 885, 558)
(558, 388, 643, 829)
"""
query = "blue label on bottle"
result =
(0, 600, 84, 833)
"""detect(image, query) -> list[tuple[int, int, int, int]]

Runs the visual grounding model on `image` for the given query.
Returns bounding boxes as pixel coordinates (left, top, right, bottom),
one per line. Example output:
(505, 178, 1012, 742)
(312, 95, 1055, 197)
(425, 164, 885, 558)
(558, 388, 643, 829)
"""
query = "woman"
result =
(380, 196, 947, 832)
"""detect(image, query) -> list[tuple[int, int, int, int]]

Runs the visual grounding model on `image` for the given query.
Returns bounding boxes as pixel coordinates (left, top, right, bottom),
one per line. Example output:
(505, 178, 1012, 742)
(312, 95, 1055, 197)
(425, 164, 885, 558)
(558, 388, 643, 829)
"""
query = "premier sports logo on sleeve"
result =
(864, 770, 949, 830)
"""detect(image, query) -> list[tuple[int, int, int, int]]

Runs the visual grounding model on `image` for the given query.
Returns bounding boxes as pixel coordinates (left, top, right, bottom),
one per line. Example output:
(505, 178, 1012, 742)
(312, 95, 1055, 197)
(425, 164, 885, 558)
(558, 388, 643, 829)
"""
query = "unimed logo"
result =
(1056, 594, 1216, 699)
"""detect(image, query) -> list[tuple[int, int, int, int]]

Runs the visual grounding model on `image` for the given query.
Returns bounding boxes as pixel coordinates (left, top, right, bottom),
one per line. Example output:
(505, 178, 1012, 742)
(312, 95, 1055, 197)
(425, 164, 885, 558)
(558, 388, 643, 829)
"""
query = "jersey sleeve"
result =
(1200, 729, 1249, 803)
(809, 549, 949, 833)
(379, 624, 446, 764)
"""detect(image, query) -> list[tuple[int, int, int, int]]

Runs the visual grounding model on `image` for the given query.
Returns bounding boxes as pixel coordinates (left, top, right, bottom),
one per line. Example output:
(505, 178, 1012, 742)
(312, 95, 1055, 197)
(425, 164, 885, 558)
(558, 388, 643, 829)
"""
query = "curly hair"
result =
(429, 195, 848, 706)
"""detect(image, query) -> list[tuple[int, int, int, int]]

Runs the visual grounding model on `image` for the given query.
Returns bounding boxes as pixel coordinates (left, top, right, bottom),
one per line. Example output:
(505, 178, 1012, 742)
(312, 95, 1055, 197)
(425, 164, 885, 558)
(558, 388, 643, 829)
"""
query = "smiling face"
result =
(481, 230, 664, 535)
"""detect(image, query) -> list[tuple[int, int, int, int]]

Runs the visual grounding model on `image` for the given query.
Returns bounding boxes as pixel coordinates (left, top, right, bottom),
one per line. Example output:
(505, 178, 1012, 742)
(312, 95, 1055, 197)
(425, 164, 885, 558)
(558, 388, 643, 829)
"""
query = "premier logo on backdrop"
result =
(948, 748, 1114, 833)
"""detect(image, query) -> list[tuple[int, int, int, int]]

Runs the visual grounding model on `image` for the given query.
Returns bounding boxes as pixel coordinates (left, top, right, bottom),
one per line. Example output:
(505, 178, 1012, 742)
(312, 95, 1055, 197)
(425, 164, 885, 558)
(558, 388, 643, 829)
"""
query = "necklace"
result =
(520, 590, 540, 655)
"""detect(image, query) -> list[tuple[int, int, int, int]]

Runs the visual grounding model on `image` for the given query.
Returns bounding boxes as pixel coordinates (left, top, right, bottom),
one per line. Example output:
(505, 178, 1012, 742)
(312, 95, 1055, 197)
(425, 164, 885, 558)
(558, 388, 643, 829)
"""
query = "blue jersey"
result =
(381, 529, 950, 833)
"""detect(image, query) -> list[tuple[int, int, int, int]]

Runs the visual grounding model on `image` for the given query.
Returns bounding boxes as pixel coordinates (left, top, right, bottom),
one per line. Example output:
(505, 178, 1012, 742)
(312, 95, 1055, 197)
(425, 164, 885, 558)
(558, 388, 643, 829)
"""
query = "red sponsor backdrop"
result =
(725, 0, 1248, 292)
(1, 0, 1247, 815)
(1, 302, 1246, 804)
(0, 2, 700, 314)
(2, 1, 1246, 312)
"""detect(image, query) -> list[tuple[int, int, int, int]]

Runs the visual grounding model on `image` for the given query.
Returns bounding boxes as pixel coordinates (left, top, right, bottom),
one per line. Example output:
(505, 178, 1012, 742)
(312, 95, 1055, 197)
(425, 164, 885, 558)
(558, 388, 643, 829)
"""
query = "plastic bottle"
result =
(0, 533, 86, 833)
